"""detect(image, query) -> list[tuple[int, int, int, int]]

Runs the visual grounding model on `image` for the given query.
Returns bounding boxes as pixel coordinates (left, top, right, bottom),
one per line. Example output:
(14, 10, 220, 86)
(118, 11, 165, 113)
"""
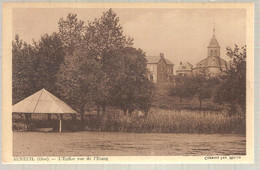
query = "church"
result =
(177, 28, 228, 76)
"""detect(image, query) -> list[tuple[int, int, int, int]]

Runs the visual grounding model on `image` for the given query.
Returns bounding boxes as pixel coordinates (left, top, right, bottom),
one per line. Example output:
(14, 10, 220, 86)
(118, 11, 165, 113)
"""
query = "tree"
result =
(56, 49, 102, 127)
(12, 35, 37, 104)
(170, 74, 195, 104)
(32, 33, 66, 120)
(191, 73, 214, 109)
(134, 75, 155, 117)
(33, 33, 65, 93)
(171, 73, 216, 109)
(109, 47, 155, 115)
(82, 9, 134, 113)
(13, 33, 66, 105)
(214, 45, 246, 115)
(56, 9, 154, 121)
(84, 9, 133, 60)
(58, 13, 85, 55)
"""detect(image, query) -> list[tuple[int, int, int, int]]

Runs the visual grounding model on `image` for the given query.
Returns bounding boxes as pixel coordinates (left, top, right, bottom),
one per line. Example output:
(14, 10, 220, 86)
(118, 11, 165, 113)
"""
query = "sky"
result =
(13, 8, 246, 70)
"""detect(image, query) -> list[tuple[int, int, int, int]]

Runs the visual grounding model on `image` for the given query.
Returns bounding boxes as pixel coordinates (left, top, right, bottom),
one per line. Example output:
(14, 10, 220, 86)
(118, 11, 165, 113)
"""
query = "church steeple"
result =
(195, 24, 228, 75)
(213, 22, 216, 36)
(208, 25, 220, 57)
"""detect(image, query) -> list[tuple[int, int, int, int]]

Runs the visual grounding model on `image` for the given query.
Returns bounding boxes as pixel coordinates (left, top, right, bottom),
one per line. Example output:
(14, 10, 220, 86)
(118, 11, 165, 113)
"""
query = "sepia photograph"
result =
(2, 3, 254, 163)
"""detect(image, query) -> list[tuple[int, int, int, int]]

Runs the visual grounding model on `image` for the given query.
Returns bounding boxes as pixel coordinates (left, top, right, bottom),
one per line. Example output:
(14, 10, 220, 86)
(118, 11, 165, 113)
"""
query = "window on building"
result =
(210, 50, 213, 56)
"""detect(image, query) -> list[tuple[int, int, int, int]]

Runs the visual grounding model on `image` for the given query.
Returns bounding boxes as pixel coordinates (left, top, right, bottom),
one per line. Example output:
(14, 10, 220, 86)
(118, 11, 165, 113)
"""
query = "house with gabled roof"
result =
(146, 53, 174, 83)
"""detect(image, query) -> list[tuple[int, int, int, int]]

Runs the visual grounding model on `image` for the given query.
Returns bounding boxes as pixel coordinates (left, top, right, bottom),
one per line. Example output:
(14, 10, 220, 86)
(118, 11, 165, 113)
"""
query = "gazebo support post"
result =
(24, 113, 28, 131)
(24, 113, 31, 131)
(59, 114, 63, 133)
(59, 119, 62, 133)
(55, 114, 63, 133)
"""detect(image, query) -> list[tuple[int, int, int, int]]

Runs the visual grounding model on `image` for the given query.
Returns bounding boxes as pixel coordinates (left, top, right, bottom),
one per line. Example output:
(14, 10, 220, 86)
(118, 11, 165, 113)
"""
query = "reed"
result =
(85, 108, 245, 134)
(12, 108, 245, 134)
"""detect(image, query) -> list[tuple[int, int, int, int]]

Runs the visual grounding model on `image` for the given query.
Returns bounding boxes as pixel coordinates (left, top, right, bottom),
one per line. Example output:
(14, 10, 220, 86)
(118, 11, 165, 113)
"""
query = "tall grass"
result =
(13, 108, 245, 134)
(85, 108, 245, 134)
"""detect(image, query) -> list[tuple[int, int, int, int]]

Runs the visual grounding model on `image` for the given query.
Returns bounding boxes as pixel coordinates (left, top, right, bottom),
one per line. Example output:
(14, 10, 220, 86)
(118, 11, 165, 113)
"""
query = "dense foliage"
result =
(214, 45, 246, 116)
(12, 9, 246, 135)
(171, 45, 246, 115)
(12, 9, 154, 127)
(171, 73, 218, 109)
(170, 74, 194, 104)
(12, 33, 65, 104)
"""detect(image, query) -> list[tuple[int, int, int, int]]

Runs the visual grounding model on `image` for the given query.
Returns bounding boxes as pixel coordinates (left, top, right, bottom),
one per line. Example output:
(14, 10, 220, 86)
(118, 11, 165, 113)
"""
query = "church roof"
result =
(220, 58, 228, 67)
(196, 58, 208, 67)
(146, 55, 174, 65)
(208, 34, 220, 48)
(196, 57, 227, 68)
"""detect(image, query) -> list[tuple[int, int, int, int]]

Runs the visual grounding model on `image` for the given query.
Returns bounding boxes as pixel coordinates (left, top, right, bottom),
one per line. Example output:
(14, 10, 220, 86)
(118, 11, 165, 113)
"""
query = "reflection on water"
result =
(13, 132, 246, 156)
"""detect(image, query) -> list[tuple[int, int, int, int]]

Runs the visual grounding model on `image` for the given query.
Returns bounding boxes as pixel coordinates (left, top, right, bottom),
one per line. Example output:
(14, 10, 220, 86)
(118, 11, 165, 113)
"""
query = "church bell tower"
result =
(207, 26, 221, 68)
(195, 24, 227, 75)
(207, 26, 220, 58)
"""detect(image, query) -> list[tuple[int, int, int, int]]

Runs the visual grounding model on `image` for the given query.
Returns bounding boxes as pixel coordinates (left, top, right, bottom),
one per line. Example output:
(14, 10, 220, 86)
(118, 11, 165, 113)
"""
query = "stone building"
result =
(176, 28, 228, 76)
(176, 62, 193, 76)
(193, 29, 228, 75)
(146, 53, 174, 83)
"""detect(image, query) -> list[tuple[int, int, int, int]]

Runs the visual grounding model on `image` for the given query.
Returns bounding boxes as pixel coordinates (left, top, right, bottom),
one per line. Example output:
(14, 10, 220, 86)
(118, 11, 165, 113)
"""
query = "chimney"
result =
(160, 53, 164, 58)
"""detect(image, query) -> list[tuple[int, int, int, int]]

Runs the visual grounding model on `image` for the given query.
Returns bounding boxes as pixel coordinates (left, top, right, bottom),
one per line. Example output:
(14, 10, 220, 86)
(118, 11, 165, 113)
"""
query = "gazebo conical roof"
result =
(12, 88, 77, 114)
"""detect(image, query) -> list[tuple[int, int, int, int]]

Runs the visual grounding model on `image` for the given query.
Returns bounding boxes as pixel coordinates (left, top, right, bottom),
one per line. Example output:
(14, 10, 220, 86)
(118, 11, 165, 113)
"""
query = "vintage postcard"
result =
(2, 3, 254, 163)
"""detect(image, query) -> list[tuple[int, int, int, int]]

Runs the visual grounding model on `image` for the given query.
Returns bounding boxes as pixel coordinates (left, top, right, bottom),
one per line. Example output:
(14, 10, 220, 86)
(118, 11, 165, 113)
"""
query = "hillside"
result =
(152, 83, 223, 111)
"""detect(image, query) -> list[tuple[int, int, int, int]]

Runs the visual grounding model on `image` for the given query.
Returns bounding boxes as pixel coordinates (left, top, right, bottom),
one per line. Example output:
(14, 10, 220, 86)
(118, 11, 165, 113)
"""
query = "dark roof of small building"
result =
(146, 55, 174, 65)
(177, 62, 193, 71)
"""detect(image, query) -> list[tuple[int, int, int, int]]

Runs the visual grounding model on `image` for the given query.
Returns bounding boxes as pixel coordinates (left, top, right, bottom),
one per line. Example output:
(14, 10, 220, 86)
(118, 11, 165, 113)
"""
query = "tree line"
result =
(12, 9, 155, 126)
(12, 8, 246, 126)
(170, 45, 246, 116)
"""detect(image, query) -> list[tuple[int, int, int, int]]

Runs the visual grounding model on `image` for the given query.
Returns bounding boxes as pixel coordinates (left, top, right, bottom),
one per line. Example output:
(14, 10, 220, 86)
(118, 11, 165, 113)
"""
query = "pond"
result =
(13, 132, 246, 156)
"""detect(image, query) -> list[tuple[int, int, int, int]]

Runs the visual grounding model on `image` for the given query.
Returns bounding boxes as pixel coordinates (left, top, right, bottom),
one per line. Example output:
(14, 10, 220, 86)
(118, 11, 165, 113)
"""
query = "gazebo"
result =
(12, 88, 77, 133)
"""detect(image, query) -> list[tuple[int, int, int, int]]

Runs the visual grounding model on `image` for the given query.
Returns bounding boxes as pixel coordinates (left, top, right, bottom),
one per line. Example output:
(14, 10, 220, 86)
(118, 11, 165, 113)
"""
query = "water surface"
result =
(13, 132, 246, 156)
